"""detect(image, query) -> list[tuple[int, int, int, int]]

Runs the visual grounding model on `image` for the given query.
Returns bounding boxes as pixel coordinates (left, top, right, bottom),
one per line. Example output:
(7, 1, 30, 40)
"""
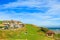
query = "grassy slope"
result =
(0, 24, 55, 40)
(25, 24, 55, 40)
(55, 34, 60, 40)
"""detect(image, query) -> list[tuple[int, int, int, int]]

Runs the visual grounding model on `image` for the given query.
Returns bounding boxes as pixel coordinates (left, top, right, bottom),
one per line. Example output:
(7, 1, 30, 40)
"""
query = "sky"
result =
(0, 0, 60, 27)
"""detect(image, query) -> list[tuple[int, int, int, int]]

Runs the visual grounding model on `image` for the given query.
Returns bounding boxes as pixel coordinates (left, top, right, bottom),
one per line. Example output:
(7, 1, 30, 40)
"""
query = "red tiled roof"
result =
(46, 30, 55, 34)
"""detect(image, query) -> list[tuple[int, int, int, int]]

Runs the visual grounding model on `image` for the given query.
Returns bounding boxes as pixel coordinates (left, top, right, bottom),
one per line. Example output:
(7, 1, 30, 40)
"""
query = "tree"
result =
(40, 27, 49, 33)
(38, 27, 49, 33)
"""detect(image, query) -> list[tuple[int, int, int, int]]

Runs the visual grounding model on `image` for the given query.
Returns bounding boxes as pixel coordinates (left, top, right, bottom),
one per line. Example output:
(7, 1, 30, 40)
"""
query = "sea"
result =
(48, 28, 60, 34)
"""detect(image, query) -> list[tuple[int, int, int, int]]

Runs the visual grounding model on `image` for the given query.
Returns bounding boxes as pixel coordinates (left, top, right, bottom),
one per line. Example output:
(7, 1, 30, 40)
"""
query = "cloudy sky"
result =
(0, 0, 60, 27)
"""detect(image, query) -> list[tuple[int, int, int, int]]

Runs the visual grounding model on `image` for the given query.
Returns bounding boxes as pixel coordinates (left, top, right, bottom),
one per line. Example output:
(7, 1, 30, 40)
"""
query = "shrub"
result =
(38, 27, 49, 33)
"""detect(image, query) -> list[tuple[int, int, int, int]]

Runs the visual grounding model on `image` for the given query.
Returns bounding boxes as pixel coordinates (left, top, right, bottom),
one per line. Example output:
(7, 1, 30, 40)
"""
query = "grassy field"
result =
(0, 24, 55, 40)
(54, 34, 60, 40)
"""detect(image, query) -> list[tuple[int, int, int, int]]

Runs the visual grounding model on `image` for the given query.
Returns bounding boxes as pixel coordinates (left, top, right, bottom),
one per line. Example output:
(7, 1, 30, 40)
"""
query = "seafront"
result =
(49, 28, 60, 34)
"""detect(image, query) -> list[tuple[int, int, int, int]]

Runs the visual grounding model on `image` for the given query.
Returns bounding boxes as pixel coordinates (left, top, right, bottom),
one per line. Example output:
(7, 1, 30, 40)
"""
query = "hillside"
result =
(0, 23, 55, 40)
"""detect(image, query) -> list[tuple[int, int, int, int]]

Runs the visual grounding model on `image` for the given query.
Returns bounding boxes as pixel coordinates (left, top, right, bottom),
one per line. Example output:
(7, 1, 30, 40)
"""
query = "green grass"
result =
(0, 21, 2, 24)
(0, 24, 55, 40)
(25, 24, 55, 40)
(55, 34, 60, 38)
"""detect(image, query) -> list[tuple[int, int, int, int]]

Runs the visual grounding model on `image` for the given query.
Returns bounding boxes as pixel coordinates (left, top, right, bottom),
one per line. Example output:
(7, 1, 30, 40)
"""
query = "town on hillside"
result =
(0, 20, 24, 29)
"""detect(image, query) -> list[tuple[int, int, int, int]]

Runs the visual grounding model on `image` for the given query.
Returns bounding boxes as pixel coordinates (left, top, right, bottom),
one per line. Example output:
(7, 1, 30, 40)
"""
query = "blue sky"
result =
(0, 0, 60, 27)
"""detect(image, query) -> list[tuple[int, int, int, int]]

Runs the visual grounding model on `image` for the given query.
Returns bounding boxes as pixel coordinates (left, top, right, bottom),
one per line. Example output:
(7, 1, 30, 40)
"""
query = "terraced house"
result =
(0, 20, 24, 29)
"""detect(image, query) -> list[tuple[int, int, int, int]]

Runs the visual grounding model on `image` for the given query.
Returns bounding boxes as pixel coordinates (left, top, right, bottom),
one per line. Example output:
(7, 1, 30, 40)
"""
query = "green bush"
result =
(38, 27, 49, 33)
(0, 26, 3, 28)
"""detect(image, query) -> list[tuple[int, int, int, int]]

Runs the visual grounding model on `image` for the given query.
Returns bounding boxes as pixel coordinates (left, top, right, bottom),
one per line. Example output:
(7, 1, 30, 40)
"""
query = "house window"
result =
(48, 33, 52, 36)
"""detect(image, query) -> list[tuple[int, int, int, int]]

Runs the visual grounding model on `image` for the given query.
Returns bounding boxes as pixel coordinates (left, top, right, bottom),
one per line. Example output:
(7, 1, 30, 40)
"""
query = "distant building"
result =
(0, 20, 24, 29)
(46, 30, 55, 38)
